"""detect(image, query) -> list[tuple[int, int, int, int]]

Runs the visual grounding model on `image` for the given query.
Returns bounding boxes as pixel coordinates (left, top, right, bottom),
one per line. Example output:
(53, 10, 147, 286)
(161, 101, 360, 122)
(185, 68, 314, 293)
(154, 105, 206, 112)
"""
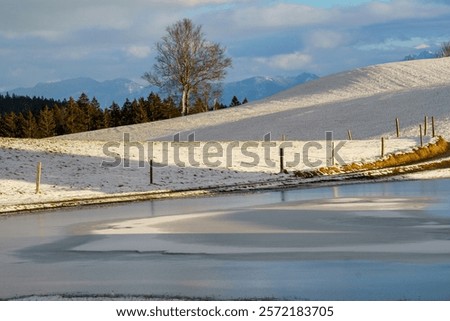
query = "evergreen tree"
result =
(131, 99, 148, 124)
(21, 110, 39, 138)
(146, 92, 164, 121)
(16, 112, 26, 138)
(121, 99, 133, 125)
(0, 94, 62, 115)
(64, 97, 84, 134)
(109, 102, 122, 127)
(90, 97, 104, 130)
(230, 96, 241, 107)
(77, 93, 91, 131)
(38, 105, 56, 138)
(163, 96, 182, 119)
(242, 97, 248, 105)
(103, 108, 112, 128)
(0, 112, 18, 137)
(189, 97, 207, 114)
(52, 104, 66, 136)
(17, 111, 38, 138)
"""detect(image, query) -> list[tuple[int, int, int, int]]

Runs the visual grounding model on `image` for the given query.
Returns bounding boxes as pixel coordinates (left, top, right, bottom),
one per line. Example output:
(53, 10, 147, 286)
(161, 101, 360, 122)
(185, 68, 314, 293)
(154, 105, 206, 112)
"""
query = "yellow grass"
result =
(295, 136, 450, 178)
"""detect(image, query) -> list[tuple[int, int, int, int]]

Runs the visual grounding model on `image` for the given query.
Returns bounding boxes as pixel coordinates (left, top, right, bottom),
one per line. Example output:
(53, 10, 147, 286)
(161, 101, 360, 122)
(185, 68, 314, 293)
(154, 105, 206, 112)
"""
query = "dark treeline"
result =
(0, 93, 247, 138)
(0, 93, 62, 115)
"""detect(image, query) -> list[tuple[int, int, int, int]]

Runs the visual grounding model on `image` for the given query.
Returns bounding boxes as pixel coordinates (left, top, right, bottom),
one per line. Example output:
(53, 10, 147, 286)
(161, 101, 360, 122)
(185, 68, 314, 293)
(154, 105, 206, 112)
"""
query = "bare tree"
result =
(440, 41, 450, 58)
(143, 18, 232, 116)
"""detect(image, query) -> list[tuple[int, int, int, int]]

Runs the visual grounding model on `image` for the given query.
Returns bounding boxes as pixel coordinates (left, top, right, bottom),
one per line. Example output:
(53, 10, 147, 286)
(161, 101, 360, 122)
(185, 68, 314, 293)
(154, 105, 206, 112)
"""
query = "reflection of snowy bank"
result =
(92, 197, 429, 235)
(78, 195, 450, 260)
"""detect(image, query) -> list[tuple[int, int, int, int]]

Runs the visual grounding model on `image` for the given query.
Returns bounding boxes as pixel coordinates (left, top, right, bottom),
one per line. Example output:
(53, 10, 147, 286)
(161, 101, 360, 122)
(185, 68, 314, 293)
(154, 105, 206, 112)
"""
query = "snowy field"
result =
(0, 136, 431, 213)
(2, 58, 450, 213)
(62, 57, 450, 141)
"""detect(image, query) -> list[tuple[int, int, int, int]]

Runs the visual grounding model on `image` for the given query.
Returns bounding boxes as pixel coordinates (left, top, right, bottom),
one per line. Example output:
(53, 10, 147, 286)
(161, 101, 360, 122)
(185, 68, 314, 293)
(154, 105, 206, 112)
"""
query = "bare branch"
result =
(142, 18, 232, 116)
(440, 41, 450, 58)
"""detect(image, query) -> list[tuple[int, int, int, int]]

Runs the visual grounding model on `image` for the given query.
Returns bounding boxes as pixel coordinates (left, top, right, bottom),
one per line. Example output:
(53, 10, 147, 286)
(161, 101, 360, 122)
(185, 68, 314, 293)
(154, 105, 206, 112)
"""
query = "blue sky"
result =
(1, 0, 450, 91)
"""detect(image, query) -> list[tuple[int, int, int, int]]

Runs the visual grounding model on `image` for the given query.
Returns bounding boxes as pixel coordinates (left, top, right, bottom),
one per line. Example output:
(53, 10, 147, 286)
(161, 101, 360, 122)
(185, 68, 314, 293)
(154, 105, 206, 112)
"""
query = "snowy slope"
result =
(61, 58, 450, 142)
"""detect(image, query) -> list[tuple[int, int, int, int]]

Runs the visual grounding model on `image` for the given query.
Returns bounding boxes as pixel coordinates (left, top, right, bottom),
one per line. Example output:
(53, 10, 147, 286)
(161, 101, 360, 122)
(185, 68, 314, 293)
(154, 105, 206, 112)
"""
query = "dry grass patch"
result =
(295, 136, 450, 178)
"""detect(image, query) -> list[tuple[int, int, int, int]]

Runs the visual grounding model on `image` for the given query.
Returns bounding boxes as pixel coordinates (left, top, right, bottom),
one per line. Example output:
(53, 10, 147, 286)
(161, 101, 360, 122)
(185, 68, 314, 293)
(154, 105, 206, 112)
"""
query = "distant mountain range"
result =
(222, 73, 319, 105)
(5, 77, 152, 108)
(2, 73, 319, 108)
(403, 50, 439, 61)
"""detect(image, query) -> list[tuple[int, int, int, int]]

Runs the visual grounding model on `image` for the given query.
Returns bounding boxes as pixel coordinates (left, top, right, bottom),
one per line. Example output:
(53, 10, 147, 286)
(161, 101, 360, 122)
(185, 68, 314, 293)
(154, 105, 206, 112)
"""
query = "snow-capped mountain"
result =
(3, 73, 319, 108)
(5, 77, 155, 107)
(403, 50, 439, 61)
(221, 73, 319, 105)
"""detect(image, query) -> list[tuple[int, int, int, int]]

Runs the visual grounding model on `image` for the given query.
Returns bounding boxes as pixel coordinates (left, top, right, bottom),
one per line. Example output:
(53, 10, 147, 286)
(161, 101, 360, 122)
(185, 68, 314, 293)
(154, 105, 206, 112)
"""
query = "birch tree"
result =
(143, 18, 232, 116)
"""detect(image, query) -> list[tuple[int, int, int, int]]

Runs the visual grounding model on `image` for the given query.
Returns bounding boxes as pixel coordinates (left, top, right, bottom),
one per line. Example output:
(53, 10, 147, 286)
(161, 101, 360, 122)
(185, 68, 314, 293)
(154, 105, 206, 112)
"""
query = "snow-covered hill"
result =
(61, 57, 450, 142)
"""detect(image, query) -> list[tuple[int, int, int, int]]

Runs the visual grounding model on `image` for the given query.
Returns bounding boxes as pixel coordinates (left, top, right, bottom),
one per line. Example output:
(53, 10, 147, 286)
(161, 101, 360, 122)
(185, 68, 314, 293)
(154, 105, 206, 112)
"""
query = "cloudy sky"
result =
(1, 0, 450, 91)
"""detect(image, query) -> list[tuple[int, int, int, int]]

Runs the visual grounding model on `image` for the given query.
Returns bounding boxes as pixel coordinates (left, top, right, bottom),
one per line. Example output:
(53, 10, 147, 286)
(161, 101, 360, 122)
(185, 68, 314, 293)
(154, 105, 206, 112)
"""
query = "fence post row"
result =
(121, 116, 439, 185)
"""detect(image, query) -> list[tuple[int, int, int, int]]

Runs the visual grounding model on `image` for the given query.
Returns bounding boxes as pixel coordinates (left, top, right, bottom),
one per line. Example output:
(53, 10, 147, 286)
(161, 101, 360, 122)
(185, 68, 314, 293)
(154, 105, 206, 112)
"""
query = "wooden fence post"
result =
(149, 159, 153, 185)
(396, 118, 400, 138)
(381, 137, 385, 158)
(279, 148, 284, 173)
(331, 142, 335, 166)
(347, 130, 353, 141)
(36, 162, 42, 194)
(432, 116, 436, 138)
(424, 116, 428, 136)
(419, 124, 423, 147)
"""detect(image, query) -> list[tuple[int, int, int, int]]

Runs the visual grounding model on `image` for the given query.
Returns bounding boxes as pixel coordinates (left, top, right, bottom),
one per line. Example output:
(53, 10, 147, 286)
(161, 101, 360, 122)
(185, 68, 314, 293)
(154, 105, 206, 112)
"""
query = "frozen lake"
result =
(1, 179, 450, 300)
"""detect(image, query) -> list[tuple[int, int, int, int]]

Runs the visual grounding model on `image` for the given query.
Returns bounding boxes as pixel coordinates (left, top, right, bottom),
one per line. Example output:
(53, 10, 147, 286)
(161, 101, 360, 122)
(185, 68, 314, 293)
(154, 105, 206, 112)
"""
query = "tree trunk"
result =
(181, 87, 190, 116)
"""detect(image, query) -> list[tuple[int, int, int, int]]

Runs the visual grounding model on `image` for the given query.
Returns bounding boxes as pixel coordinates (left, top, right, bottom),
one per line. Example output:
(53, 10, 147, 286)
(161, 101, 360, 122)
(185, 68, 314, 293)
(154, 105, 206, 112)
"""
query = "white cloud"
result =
(305, 30, 347, 49)
(174, 0, 242, 5)
(0, 0, 245, 39)
(256, 52, 312, 70)
(229, 3, 332, 30)
(357, 37, 443, 51)
(209, 0, 450, 35)
(126, 45, 152, 58)
(331, 0, 443, 27)
(415, 43, 431, 49)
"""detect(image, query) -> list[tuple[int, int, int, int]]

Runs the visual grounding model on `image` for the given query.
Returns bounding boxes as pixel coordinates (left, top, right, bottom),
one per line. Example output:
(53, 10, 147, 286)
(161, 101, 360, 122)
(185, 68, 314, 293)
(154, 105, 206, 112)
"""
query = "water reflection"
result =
(2, 178, 450, 300)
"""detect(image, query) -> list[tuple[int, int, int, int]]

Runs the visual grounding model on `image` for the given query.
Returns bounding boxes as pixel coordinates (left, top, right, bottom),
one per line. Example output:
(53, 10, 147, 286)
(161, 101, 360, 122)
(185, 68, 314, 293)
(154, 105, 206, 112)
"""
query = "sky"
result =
(1, 0, 450, 91)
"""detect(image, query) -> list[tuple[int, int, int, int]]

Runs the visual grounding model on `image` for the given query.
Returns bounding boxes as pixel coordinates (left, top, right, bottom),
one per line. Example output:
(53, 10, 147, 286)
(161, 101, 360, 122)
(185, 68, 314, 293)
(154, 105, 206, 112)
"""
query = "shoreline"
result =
(2, 170, 448, 216)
